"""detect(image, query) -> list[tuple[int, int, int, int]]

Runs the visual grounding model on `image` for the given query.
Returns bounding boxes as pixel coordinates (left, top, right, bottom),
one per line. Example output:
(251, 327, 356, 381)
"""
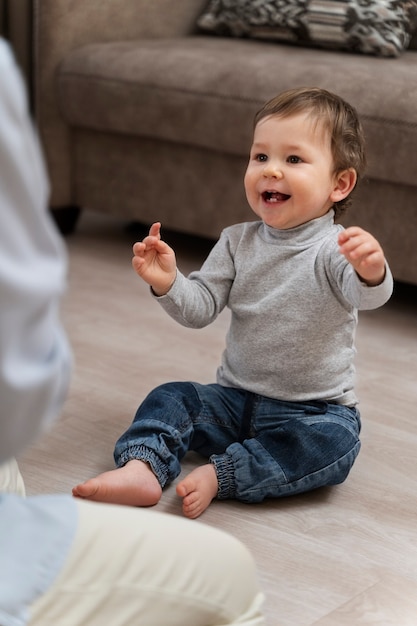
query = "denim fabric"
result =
(114, 382, 361, 504)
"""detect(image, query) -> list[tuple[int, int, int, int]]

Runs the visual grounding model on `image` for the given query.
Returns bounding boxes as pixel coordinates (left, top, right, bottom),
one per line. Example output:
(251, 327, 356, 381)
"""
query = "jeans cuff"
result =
(210, 453, 236, 500)
(117, 445, 169, 488)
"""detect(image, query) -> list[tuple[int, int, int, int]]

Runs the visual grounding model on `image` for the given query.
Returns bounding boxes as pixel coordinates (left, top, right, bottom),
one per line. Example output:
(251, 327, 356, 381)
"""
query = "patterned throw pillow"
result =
(197, 0, 417, 57)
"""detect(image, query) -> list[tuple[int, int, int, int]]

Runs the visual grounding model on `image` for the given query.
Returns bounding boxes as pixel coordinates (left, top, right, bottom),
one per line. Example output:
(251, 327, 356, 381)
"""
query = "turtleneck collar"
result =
(257, 209, 336, 246)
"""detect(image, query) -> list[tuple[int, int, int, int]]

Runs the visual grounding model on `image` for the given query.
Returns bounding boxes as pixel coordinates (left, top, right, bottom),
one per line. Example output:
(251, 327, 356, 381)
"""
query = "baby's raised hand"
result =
(338, 226, 386, 286)
(132, 222, 177, 295)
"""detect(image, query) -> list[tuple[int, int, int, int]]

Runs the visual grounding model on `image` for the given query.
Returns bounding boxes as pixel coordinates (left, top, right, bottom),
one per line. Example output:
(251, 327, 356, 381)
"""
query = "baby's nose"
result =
(263, 162, 283, 178)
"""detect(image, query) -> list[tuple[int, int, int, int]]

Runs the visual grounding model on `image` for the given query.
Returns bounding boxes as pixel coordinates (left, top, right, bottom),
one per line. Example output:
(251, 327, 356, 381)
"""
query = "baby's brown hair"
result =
(254, 87, 366, 217)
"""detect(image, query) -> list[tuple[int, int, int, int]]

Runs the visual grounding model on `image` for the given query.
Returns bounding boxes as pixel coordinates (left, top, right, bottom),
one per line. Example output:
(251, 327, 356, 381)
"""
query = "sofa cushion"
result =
(197, 0, 417, 58)
(57, 36, 417, 187)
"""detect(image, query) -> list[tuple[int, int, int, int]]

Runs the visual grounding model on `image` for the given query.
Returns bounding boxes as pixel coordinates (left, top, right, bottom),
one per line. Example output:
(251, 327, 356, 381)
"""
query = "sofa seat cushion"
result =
(58, 36, 417, 186)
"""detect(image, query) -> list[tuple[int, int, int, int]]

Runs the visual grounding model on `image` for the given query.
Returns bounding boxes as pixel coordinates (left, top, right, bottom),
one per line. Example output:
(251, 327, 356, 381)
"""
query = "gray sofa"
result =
(34, 0, 417, 285)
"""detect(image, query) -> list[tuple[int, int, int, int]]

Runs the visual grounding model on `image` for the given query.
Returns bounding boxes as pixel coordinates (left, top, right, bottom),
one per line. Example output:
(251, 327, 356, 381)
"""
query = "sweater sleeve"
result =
(155, 228, 236, 328)
(342, 261, 394, 310)
(324, 231, 394, 310)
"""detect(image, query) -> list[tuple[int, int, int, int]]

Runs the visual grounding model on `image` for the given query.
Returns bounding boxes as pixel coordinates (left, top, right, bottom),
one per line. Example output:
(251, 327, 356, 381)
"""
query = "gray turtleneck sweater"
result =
(157, 211, 393, 406)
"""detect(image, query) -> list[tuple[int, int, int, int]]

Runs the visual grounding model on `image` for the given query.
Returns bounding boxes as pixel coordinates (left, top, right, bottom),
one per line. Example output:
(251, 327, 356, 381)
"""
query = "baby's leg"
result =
(176, 463, 219, 519)
(74, 382, 204, 507)
(72, 460, 162, 507)
(210, 400, 362, 504)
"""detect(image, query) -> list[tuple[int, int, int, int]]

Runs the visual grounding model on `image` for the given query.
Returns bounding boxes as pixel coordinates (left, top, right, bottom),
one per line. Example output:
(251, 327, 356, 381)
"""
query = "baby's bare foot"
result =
(176, 464, 218, 519)
(72, 459, 162, 507)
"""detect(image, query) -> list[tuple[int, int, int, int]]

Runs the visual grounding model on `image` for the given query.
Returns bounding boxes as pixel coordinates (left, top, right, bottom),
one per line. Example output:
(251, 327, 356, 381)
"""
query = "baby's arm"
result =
(338, 226, 386, 286)
(132, 222, 177, 296)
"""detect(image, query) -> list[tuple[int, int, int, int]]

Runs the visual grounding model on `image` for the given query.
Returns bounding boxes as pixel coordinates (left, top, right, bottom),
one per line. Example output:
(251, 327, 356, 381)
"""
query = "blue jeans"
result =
(114, 382, 361, 503)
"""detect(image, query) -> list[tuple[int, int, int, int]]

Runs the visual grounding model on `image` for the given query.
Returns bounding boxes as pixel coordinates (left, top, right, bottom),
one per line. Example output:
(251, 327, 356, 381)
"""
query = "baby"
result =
(73, 86, 393, 518)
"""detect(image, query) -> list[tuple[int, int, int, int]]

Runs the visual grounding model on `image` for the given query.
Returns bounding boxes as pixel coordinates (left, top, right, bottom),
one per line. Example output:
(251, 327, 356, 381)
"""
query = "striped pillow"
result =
(197, 0, 417, 57)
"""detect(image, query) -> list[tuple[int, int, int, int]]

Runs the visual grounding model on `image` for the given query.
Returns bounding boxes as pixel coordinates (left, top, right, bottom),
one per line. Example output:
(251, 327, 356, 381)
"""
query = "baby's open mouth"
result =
(262, 191, 291, 202)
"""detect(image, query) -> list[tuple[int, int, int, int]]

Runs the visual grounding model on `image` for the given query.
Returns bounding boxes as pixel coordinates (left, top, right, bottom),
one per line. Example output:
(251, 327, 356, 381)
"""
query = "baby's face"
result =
(244, 112, 340, 230)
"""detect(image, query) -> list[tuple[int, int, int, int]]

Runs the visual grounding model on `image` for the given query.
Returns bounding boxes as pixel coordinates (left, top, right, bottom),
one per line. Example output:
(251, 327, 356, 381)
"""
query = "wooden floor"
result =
(19, 210, 417, 626)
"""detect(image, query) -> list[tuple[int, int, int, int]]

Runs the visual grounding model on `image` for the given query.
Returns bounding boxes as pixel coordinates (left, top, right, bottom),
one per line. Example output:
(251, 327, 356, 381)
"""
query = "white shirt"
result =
(0, 39, 76, 626)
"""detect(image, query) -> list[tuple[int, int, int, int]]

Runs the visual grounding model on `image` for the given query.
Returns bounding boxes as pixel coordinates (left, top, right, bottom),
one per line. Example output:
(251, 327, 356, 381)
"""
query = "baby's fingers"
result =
(339, 228, 376, 258)
(338, 226, 362, 248)
(132, 240, 148, 257)
(148, 222, 161, 239)
(132, 223, 161, 255)
(132, 254, 144, 272)
(345, 239, 376, 262)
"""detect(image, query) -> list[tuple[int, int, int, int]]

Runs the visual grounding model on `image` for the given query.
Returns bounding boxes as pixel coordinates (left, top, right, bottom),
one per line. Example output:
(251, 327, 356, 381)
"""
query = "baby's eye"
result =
(287, 155, 302, 164)
(255, 153, 268, 162)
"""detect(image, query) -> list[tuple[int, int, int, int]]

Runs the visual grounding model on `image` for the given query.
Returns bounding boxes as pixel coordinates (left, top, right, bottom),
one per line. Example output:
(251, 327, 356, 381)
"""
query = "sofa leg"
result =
(50, 206, 81, 235)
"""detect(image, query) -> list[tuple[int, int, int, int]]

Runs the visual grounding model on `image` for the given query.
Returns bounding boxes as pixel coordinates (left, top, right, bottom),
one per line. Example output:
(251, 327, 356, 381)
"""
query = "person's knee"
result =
(211, 532, 265, 622)
(146, 381, 202, 417)
(324, 438, 361, 485)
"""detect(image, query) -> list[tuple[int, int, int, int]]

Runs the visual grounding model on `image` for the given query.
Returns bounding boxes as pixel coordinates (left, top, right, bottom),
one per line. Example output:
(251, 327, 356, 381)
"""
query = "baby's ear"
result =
(331, 168, 357, 202)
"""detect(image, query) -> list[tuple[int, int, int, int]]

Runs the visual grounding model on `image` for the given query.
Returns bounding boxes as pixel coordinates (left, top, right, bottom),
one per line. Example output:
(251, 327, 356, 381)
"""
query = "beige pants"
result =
(1, 460, 265, 624)
(28, 498, 265, 626)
